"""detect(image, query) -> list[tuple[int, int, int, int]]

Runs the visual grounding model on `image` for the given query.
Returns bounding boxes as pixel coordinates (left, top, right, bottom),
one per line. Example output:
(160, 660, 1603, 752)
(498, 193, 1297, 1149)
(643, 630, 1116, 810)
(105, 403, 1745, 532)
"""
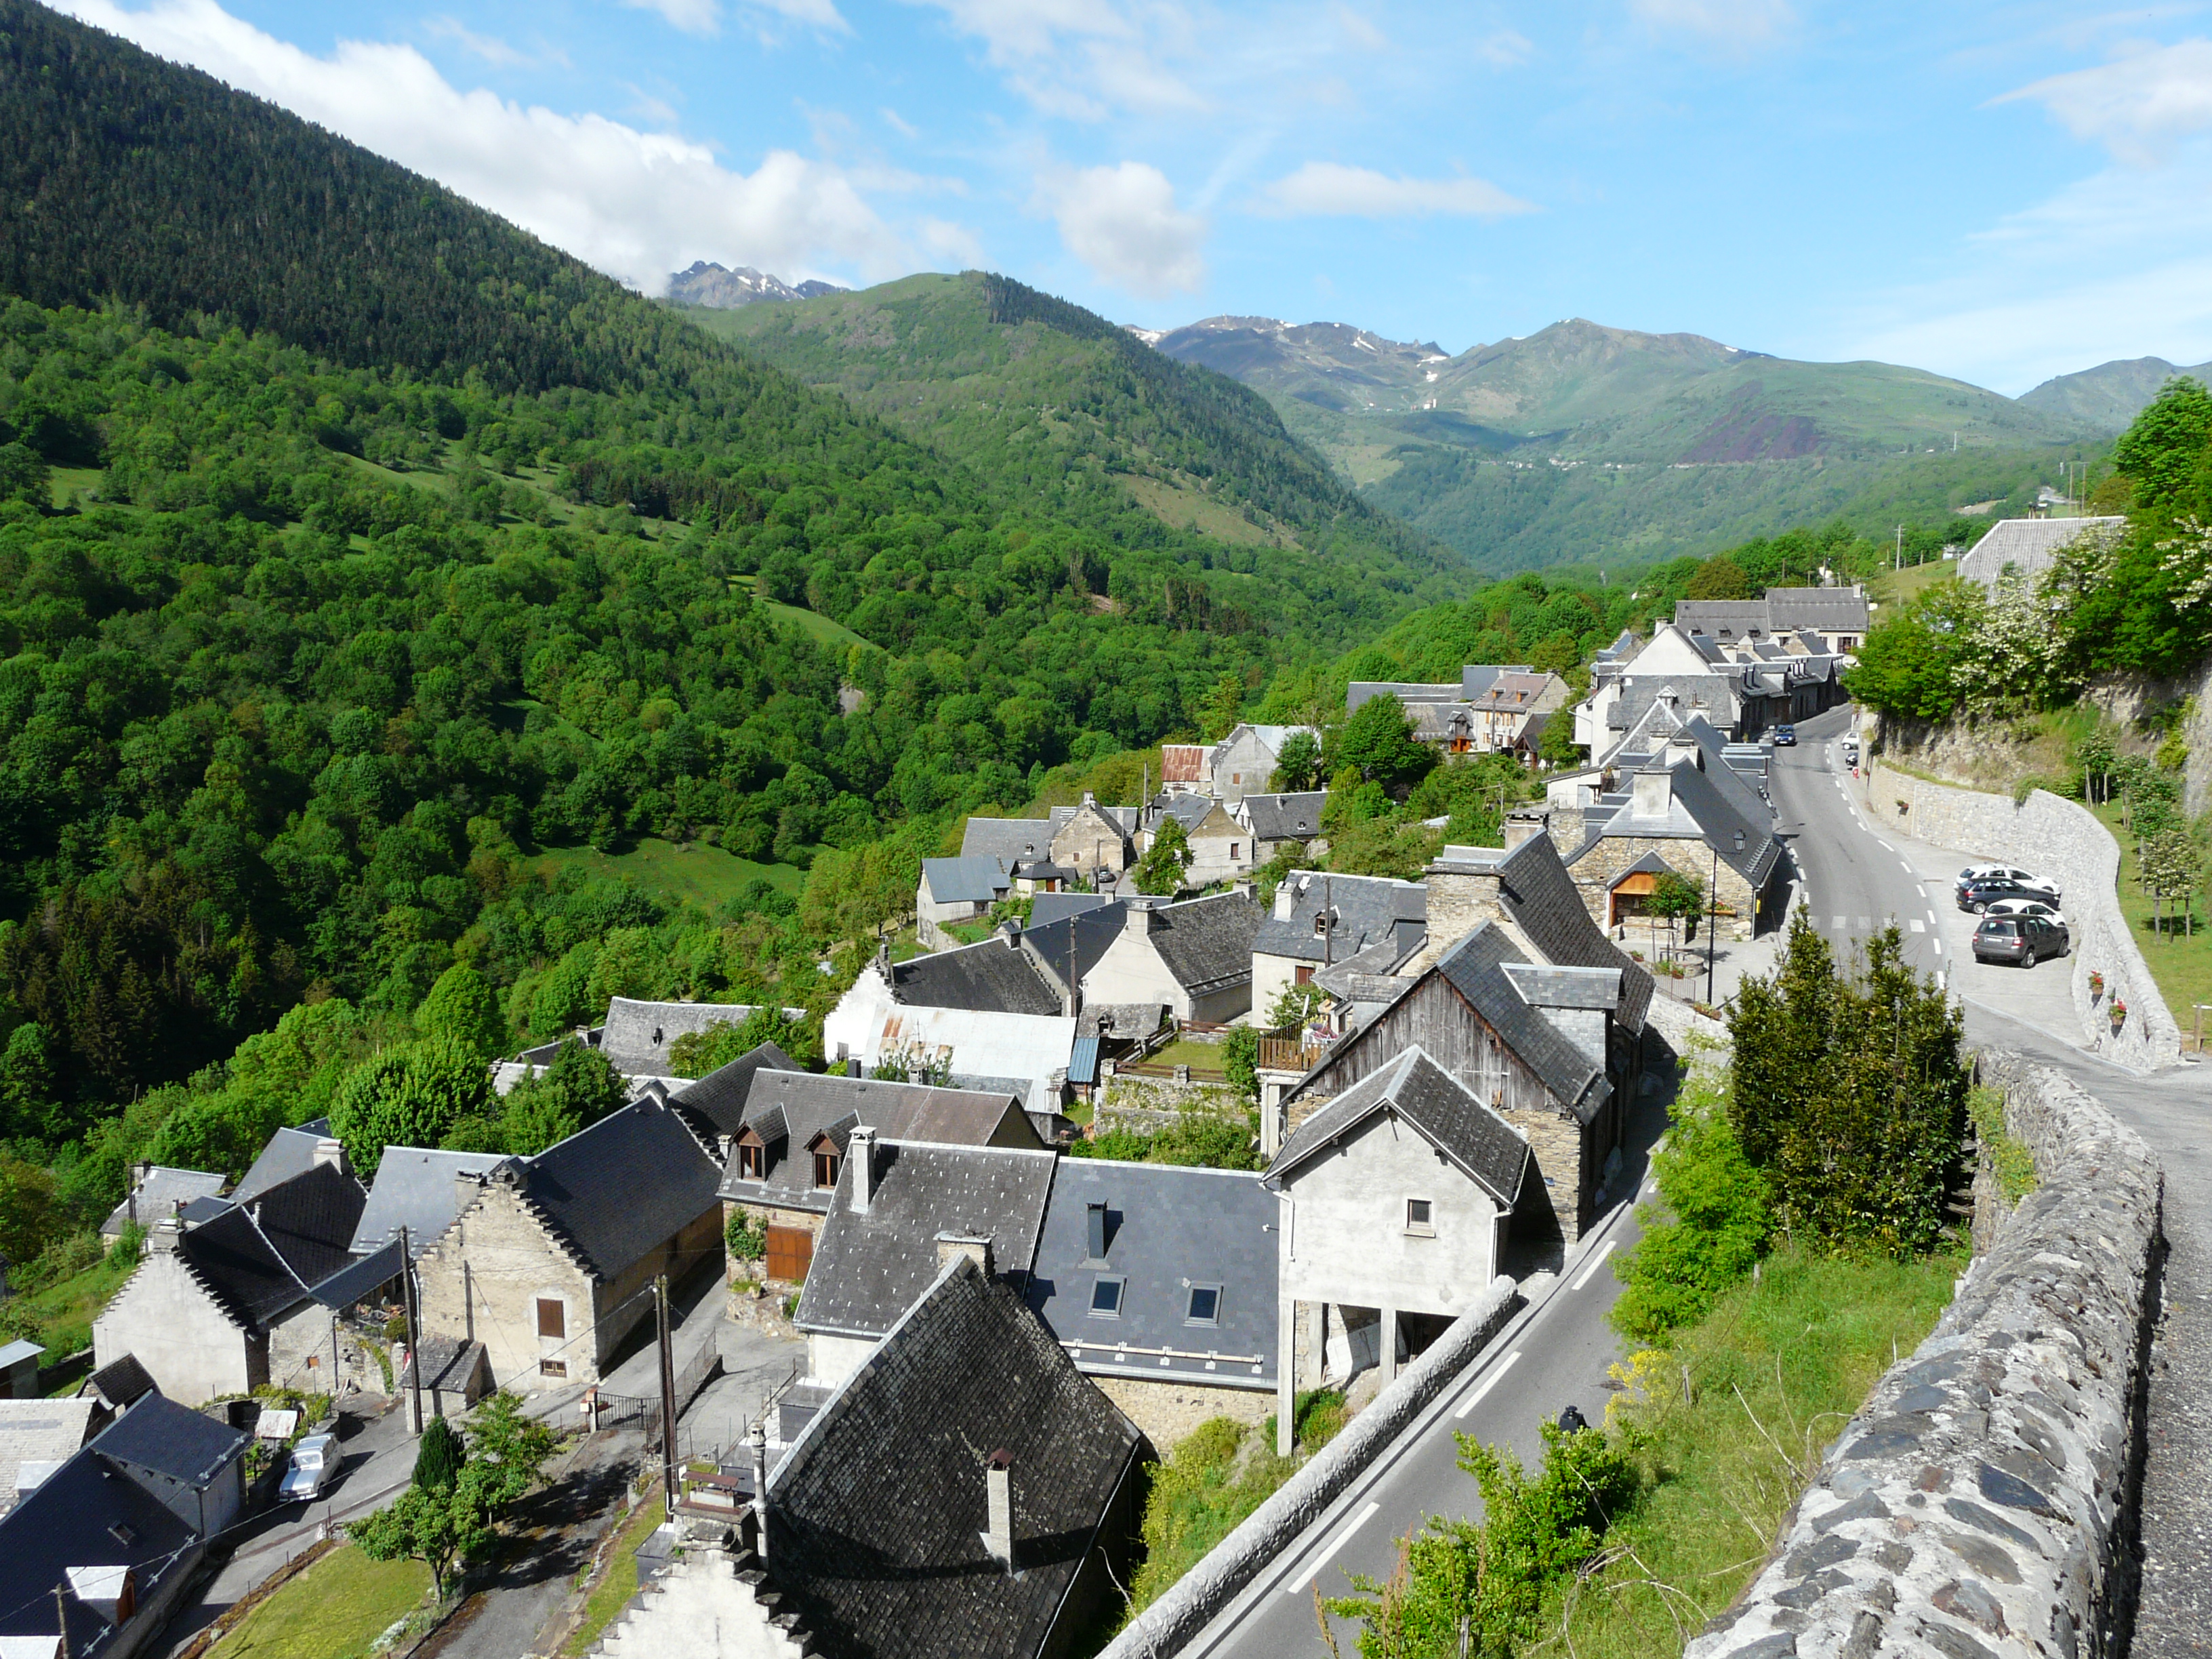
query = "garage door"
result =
(765, 1225, 813, 1283)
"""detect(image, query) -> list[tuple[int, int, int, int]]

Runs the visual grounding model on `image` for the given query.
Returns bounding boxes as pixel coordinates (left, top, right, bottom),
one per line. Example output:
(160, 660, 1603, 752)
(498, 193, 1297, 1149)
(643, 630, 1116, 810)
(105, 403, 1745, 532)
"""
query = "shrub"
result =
(726, 1209, 765, 1262)
(1610, 1071, 1774, 1344)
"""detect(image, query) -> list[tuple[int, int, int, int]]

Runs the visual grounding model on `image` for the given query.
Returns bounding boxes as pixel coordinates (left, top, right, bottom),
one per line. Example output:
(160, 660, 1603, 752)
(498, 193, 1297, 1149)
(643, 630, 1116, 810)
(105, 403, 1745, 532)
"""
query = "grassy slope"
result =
(564, 1490, 668, 1656)
(535, 837, 803, 907)
(2092, 798, 2212, 1045)
(10, 1246, 138, 1377)
(209, 1545, 431, 1659)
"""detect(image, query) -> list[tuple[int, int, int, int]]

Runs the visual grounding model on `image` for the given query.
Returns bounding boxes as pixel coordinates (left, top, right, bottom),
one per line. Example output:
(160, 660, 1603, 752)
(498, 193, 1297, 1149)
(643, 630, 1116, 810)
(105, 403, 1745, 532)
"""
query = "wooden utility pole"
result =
(399, 1225, 424, 1437)
(656, 1274, 679, 1523)
(55, 1582, 69, 1659)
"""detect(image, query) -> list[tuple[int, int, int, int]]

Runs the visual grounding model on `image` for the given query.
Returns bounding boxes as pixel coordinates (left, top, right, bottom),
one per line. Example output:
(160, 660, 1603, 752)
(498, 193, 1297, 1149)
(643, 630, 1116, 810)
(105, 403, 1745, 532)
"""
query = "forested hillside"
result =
(0, 0, 1465, 1289)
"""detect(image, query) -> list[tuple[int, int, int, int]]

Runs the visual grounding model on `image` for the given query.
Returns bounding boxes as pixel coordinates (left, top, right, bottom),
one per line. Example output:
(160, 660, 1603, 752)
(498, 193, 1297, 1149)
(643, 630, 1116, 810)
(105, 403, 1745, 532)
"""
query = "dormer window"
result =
(738, 1141, 764, 1181)
(814, 1150, 840, 1189)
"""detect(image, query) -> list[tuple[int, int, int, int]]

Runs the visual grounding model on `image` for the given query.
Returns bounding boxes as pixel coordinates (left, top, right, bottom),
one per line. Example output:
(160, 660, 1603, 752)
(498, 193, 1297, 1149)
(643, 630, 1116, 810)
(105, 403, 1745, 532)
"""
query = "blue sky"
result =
(57, 0, 2212, 394)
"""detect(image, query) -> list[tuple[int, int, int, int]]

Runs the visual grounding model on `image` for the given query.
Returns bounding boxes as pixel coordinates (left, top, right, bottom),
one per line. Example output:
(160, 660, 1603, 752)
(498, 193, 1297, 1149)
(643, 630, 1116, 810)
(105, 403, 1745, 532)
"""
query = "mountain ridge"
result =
(667, 260, 848, 309)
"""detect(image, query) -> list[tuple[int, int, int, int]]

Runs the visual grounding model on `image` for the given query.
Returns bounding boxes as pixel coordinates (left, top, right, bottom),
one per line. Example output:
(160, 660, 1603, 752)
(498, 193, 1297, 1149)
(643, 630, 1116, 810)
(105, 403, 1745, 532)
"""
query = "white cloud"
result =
(58, 0, 909, 293)
(1999, 39, 2212, 163)
(1038, 161, 1206, 297)
(1332, 5, 1387, 51)
(903, 0, 1202, 119)
(1629, 0, 1793, 45)
(421, 17, 565, 70)
(1474, 28, 1533, 67)
(623, 0, 721, 35)
(620, 0, 848, 39)
(1254, 162, 1534, 220)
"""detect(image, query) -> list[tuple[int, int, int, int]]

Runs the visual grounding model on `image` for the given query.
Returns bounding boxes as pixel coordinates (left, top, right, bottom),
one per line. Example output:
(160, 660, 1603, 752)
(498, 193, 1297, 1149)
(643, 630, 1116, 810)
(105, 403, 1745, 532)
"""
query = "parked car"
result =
(279, 1433, 339, 1504)
(1984, 897, 2068, 926)
(1959, 878, 2062, 914)
(1842, 739, 1860, 764)
(1973, 913, 2070, 967)
(1772, 724, 1797, 746)
(1955, 863, 2057, 899)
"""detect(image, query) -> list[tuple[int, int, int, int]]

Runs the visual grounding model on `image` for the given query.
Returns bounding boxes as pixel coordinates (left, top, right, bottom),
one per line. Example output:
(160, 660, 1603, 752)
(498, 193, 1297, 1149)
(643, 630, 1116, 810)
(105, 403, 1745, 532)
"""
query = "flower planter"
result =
(2088, 971, 2105, 998)
(2110, 1000, 2129, 1030)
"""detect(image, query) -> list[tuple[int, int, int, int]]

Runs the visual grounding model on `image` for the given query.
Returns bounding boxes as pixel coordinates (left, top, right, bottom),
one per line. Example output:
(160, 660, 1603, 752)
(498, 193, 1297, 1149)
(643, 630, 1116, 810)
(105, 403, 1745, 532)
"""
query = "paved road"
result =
(1187, 1074, 1673, 1656)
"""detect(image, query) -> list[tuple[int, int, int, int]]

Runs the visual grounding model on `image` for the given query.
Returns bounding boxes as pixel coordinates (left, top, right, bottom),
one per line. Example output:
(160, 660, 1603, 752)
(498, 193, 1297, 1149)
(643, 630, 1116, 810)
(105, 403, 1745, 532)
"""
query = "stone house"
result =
(100, 1166, 225, 1240)
(1467, 670, 1570, 754)
(1080, 892, 1261, 1023)
(348, 1146, 517, 1260)
(1143, 794, 1252, 888)
(1049, 794, 1136, 881)
(592, 1255, 1144, 1659)
(1558, 758, 1784, 940)
(1206, 723, 1317, 804)
(1236, 790, 1329, 861)
(718, 1076, 1044, 1290)
(790, 1129, 1056, 1386)
(1026, 1160, 1277, 1450)
(915, 855, 1015, 949)
(1252, 871, 1427, 1026)
(1675, 585, 1872, 655)
(821, 953, 1076, 1120)
(92, 1154, 382, 1406)
(415, 1097, 725, 1393)
(1265, 1046, 1529, 1454)
(0, 1396, 251, 1659)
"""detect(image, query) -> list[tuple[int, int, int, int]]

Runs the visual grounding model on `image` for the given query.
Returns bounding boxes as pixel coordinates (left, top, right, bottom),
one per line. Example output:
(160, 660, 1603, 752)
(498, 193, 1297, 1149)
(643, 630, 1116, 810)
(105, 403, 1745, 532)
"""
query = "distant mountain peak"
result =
(668, 261, 847, 309)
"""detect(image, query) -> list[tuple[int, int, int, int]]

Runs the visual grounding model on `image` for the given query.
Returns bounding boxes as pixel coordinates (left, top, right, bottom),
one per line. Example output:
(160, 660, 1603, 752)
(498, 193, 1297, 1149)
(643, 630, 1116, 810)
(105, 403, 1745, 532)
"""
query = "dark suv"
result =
(1973, 912, 2069, 967)
(1958, 878, 2060, 914)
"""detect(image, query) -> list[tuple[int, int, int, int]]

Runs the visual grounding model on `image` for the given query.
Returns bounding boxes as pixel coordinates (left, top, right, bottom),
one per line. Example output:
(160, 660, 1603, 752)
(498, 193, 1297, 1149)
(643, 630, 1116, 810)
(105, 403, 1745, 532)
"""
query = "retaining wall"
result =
(1683, 1052, 2163, 1659)
(1868, 763, 2180, 1068)
(1097, 1273, 1521, 1659)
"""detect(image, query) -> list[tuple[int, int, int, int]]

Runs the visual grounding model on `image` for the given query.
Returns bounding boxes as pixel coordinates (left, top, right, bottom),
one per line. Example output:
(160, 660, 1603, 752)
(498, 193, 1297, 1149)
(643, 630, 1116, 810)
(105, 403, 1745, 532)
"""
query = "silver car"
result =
(1984, 896, 2068, 926)
(279, 1433, 338, 1504)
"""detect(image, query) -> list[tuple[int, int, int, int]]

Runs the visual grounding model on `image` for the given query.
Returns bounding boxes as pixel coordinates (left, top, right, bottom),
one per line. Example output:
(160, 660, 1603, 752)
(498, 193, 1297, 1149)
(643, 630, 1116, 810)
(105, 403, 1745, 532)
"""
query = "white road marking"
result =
(1454, 1350, 1523, 1419)
(1875, 839, 1894, 852)
(1909, 920, 1925, 933)
(1936, 970, 1946, 989)
(1285, 1502, 1381, 1595)
(1571, 1239, 1618, 1291)
(1932, 937, 1944, 955)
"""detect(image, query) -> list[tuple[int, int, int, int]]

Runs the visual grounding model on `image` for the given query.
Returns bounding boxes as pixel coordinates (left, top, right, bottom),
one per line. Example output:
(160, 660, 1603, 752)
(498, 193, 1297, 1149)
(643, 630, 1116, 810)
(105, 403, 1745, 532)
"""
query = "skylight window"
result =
(1185, 1284, 1221, 1326)
(1090, 1276, 1125, 1317)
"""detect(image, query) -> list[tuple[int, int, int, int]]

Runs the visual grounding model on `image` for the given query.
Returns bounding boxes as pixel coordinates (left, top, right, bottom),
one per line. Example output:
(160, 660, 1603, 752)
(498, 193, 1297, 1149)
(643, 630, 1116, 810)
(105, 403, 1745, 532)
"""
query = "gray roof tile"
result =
(1267, 1046, 1530, 1205)
(1435, 922, 1611, 1121)
(891, 935, 1063, 1016)
(922, 855, 1015, 907)
(719, 1075, 1039, 1212)
(522, 1098, 724, 1282)
(601, 998, 779, 1077)
(1240, 791, 1328, 840)
(350, 1147, 514, 1256)
(231, 1120, 331, 1204)
(1146, 892, 1262, 994)
(94, 1393, 249, 1490)
(668, 1040, 801, 1136)
(1490, 834, 1654, 1035)
(1256, 872, 1425, 966)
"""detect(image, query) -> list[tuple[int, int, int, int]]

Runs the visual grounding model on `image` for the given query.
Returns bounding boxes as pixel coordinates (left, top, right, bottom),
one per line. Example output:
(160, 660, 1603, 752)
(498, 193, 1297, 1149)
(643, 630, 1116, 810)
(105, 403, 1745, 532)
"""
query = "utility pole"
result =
(399, 1225, 423, 1437)
(657, 1273, 679, 1523)
(55, 1582, 69, 1659)
(1707, 839, 1721, 1007)
(1895, 525, 1904, 573)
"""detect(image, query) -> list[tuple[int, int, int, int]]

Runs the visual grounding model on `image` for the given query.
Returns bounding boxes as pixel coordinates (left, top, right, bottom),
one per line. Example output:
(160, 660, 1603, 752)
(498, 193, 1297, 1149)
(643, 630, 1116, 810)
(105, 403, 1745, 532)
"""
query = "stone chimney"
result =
(848, 1125, 877, 1213)
(1122, 899, 1163, 941)
(150, 1216, 182, 1255)
(983, 1450, 1015, 1572)
(1414, 849, 1511, 967)
(1501, 810, 1547, 851)
(1631, 765, 1673, 817)
(312, 1137, 348, 1176)
(1084, 1202, 1109, 1265)
(749, 1420, 771, 1561)
(1273, 876, 1299, 922)
(936, 1232, 994, 1277)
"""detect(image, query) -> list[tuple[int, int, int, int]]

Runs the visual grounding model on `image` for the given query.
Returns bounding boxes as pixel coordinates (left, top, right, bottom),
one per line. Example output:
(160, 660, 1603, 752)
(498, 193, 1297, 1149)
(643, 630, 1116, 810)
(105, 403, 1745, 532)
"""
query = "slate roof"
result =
(1028, 1160, 1276, 1387)
(0, 1399, 96, 1519)
(176, 1207, 313, 1330)
(1460, 664, 1531, 699)
(231, 1120, 331, 1204)
(668, 1040, 802, 1137)
(791, 1143, 1058, 1339)
(1572, 758, 1782, 888)
(1255, 872, 1426, 966)
(101, 1167, 225, 1237)
(921, 856, 1014, 907)
(243, 1162, 366, 1286)
(94, 1393, 249, 1491)
(1607, 673, 1744, 737)
(1049, 802, 1141, 837)
(308, 1239, 404, 1311)
(1013, 904, 1128, 1000)
(1151, 794, 1219, 833)
(601, 998, 772, 1077)
(1145, 892, 1262, 994)
(521, 1098, 724, 1282)
(1268, 1045, 1530, 1205)
(719, 1075, 1040, 1214)
(0, 1442, 197, 1647)
(1957, 516, 2126, 588)
(76, 1355, 157, 1415)
(1240, 791, 1328, 841)
(890, 935, 1062, 1016)
(350, 1147, 514, 1257)
(1346, 680, 1458, 712)
(959, 817, 1057, 868)
(1483, 833, 1653, 1035)
(766, 1257, 1142, 1659)
(1029, 891, 1111, 928)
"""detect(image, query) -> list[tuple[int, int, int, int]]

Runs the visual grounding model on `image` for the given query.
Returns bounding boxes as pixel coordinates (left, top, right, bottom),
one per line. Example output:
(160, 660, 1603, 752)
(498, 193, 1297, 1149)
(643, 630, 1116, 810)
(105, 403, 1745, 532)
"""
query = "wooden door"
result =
(765, 1225, 813, 1283)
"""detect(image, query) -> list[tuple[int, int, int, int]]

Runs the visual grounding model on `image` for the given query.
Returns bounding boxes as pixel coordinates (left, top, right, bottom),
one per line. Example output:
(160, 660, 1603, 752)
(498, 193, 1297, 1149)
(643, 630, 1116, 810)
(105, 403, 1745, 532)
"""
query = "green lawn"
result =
(10, 1241, 139, 1378)
(1865, 556, 1955, 609)
(2091, 799, 2212, 1046)
(47, 466, 102, 507)
(210, 1544, 431, 1659)
(535, 837, 803, 909)
(1144, 1037, 1229, 1073)
(565, 1492, 669, 1656)
(726, 575, 873, 653)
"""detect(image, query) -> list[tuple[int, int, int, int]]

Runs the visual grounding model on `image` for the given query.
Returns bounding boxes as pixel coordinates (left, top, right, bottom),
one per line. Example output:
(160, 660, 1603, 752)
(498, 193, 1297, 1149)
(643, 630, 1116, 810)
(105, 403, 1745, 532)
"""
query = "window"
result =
(539, 1359, 567, 1378)
(1185, 1284, 1221, 1326)
(1089, 1276, 1126, 1317)
(739, 1141, 763, 1181)
(1294, 965, 1314, 986)
(537, 1297, 566, 1339)
(1230, 842, 1241, 860)
(815, 1150, 841, 1189)
(1406, 1198, 1435, 1235)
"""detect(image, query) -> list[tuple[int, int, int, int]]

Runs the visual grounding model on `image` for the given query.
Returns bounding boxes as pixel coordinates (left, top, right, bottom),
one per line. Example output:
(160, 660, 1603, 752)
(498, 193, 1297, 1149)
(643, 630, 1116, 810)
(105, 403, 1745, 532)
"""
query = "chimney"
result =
(454, 1168, 483, 1218)
(1502, 810, 1547, 851)
(1631, 766, 1673, 817)
(150, 1217, 182, 1255)
(1084, 1202, 1109, 1265)
(1122, 900, 1162, 941)
(848, 1125, 877, 1213)
(749, 1420, 771, 1561)
(936, 1232, 994, 1277)
(312, 1137, 348, 1176)
(1273, 879, 1297, 922)
(983, 1450, 1015, 1572)
(1001, 916, 1023, 945)
(846, 1057, 863, 1078)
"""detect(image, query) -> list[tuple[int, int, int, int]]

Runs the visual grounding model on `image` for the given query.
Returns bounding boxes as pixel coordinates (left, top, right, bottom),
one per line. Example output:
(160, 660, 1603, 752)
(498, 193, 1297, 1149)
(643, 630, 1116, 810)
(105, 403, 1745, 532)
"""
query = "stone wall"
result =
(1870, 762, 2181, 1068)
(1097, 1274, 1520, 1659)
(1682, 1052, 2163, 1659)
(1568, 832, 1765, 941)
(1093, 1375, 1274, 1450)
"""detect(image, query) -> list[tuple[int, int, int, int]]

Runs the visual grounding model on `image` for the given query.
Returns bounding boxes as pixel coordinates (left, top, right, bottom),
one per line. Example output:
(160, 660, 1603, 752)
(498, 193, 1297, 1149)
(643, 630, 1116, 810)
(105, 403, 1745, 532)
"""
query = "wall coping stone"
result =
(1098, 1273, 1521, 1659)
(1683, 1051, 2163, 1659)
